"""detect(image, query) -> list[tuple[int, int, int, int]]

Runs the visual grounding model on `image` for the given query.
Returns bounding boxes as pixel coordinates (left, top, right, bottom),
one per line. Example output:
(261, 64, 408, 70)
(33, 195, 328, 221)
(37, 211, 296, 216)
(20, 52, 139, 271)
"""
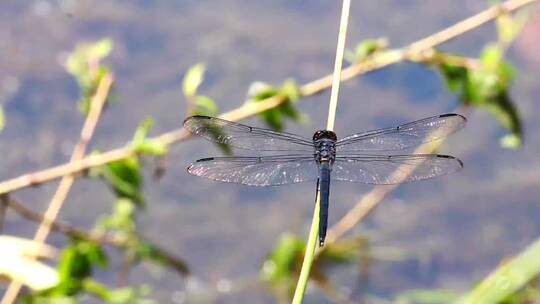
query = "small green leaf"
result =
(500, 134, 521, 149)
(434, 46, 522, 148)
(42, 239, 108, 296)
(246, 80, 305, 131)
(438, 62, 468, 94)
(480, 44, 503, 70)
(182, 63, 205, 98)
(192, 95, 219, 117)
(132, 118, 167, 156)
(65, 38, 112, 88)
(261, 233, 304, 284)
(98, 157, 145, 206)
(65, 38, 113, 115)
(261, 233, 305, 300)
(346, 37, 388, 62)
(97, 198, 136, 233)
(247, 81, 279, 100)
(280, 79, 301, 103)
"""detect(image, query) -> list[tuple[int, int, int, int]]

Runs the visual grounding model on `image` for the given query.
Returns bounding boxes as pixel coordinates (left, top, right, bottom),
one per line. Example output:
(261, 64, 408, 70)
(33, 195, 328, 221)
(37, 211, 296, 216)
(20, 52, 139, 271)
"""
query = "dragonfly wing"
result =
(188, 155, 319, 186)
(332, 154, 463, 185)
(184, 116, 314, 151)
(336, 113, 466, 152)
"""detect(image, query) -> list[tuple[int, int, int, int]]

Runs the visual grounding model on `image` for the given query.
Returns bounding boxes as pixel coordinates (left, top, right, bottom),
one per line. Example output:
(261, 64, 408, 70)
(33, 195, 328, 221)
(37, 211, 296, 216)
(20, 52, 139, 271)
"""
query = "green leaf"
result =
(65, 38, 113, 115)
(438, 62, 468, 94)
(40, 240, 108, 296)
(456, 238, 540, 304)
(434, 46, 522, 148)
(261, 233, 305, 283)
(0, 105, 4, 132)
(395, 289, 460, 304)
(65, 38, 112, 82)
(246, 80, 304, 131)
(346, 37, 388, 62)
(500, 134, 521, 149)
(261, 233, 305, 300)
(182, 63, 205, 98)
(98, 157, 145, 206)
(95, 199, 136, 243)
(192, 95, 219, 117)
(132, 118, 167, 156)
(280, 79, 301, 104)
(480, 44, 503, 70)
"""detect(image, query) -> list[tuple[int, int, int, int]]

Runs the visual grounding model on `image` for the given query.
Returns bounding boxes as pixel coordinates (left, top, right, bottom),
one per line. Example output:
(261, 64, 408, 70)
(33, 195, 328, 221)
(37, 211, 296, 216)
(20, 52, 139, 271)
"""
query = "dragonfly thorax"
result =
(313, 130, 337, 164)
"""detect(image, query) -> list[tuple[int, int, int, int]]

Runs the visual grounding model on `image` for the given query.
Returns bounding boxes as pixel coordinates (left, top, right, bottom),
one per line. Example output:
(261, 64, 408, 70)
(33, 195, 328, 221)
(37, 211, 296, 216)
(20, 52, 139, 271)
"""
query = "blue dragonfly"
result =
(184, 113, 466, 246)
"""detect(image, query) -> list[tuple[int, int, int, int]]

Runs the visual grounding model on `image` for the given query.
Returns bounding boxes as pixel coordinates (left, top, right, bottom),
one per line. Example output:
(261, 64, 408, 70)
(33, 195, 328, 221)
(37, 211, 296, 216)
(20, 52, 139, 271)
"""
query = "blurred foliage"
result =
(261, 233, 369, 302)
(345, 37, 388, 63)
(431, 9, 527, 149)
(65, 38, 113, 115)
(246, 79, 306, 131)
(38, 239, 107, 297)
(434, 45, 521, 149)
(23, 39, 188, 303)
(182, 62, 205, 99)
(131, 118, 167, 156)
(96, 157, 145, 207)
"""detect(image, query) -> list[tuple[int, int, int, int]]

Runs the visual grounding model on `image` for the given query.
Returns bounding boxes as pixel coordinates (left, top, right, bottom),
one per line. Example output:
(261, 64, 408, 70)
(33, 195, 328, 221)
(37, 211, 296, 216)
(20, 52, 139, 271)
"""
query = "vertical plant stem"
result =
(292, 194, 320, 304)
(326, 0, 351, 132)
(293, 0, 351, 302)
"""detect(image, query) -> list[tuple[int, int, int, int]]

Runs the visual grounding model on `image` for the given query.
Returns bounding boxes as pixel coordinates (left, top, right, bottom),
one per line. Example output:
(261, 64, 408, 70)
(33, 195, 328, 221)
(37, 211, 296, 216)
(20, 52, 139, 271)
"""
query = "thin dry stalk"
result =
(5, 196, 189, 276)
(0, 0, 534, 197)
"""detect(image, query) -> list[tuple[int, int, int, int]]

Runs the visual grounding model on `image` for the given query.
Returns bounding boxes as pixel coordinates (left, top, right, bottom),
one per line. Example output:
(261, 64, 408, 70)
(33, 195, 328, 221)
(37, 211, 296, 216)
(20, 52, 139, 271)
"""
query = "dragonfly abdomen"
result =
(319, 161, 331, 246)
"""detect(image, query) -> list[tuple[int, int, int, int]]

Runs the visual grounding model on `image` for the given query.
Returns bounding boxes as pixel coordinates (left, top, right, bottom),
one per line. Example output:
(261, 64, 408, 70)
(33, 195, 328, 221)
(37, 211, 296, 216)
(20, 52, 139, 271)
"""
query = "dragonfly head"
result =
(313, 130, 337, 141)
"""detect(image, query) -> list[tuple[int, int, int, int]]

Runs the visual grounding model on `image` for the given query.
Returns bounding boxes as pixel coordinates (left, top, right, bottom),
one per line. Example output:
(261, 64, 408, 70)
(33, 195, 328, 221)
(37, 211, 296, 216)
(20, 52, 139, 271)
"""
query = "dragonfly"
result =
(184, 113, 466, 246)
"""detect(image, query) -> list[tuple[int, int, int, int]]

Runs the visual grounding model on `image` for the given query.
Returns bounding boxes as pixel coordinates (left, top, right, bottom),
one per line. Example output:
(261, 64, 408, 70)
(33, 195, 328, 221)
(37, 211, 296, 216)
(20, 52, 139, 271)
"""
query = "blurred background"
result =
(0, 1, 539, 303)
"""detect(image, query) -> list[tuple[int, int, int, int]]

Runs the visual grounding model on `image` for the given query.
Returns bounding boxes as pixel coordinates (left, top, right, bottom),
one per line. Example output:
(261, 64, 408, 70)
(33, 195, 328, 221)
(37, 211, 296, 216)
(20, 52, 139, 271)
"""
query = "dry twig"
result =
(1, 74, 113, 304)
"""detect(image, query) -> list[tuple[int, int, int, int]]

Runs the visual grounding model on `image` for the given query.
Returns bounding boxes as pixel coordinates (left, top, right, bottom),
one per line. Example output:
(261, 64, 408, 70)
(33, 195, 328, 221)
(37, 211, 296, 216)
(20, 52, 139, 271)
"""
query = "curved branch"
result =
(0, 0, 535, 196)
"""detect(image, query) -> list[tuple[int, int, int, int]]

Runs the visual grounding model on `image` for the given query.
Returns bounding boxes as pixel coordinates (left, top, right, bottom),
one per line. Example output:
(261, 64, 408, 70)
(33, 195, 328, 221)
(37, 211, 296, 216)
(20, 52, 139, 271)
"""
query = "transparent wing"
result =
(184, 116, 314, 152)
(187, 155, 318, 186)
(336, 114, 466, 152)
(332, 154, 463, 184)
